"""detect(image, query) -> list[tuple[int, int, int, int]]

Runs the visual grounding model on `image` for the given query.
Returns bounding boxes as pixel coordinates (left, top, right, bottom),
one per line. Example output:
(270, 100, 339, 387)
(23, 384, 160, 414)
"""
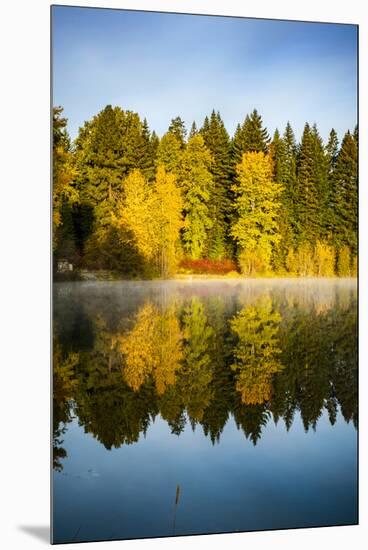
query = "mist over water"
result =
(53, 279, 357, 543)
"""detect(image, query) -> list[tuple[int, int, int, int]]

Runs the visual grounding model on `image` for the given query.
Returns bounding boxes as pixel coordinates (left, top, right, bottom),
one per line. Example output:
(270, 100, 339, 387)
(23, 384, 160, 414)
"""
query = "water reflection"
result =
(53, 281, 357, 468)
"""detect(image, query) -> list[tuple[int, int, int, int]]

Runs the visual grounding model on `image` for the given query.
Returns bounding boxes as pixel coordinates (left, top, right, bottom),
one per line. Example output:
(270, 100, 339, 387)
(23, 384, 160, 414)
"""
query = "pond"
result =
(52, 278, 358, 543)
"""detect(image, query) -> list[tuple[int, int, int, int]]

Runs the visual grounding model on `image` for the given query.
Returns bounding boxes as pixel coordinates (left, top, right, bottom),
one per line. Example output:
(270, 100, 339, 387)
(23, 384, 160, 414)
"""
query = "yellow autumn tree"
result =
(115, 169, 159, 262)
(52, 107, 78, 249)
(153, 165, 184, 277)
(230, 297, 283, 405)
(231, 152, 283, 275)
(314, 241, 335, 276)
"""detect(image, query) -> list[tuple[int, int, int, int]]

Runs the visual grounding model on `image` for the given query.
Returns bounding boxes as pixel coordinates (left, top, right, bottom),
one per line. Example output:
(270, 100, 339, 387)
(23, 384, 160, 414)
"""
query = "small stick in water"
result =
(173, 484, 181, 534)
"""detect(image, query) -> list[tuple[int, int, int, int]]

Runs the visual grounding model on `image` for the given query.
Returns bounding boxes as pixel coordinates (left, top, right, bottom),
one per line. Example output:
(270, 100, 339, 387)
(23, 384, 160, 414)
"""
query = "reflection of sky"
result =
(53, 411, 357, 543)
(52, 6, 357, 143)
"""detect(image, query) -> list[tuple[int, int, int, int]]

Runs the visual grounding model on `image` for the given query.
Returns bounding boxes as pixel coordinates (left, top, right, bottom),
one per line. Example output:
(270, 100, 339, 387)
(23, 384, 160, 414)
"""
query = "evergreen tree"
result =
(326, 128, 339, 173)
(200, 110, 232, 259)
(232, 109, 270, 166)
(156, 132, 183, 175)
(74, 106, 152, 233)
(330, 130, 358, 255)
(168, 116, 187, 147)
(189, 121, 198, 139)
(311, 123, 330, 237)
(179, 135, 214, 259)
(295, 123, 320, 244)
(269, 129, 294, 271)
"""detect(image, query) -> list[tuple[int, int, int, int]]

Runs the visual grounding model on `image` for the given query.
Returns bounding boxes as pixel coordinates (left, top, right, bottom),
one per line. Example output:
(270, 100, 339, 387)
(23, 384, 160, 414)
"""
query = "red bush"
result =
(179, 258, 238, 274)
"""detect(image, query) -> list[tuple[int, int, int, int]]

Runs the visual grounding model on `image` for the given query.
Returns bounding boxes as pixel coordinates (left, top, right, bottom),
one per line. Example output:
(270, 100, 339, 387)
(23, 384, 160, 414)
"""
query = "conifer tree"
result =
(232, 109, 270, 166)
(200, 110, 232, 259)
(282, 122, 298, 238)
(326, 128, 339, 173)
(311, 124, 330, 237)
(179, 135, 214, 258)
(330, 130, 358, 255)
(189, 121, 198, 139)
(295, 123, 320, 244)
(168, 116, 187, 147)
(269, 129, 293, 271)
(156, 132, 183, 175)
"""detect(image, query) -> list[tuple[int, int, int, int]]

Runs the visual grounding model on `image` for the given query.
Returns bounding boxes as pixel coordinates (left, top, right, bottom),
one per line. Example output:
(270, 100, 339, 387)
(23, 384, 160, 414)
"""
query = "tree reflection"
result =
(230, 297, 283, 405)
(53, 290, 357, 468)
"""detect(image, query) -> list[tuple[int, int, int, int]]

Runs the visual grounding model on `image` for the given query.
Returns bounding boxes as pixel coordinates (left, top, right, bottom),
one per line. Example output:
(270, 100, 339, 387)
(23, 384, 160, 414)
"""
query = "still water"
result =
(52, 279, 358, 543)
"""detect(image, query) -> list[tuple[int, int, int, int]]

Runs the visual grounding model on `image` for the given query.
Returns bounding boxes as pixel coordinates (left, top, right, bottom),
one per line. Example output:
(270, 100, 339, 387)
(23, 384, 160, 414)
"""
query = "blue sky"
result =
(52, 6, 357, 144)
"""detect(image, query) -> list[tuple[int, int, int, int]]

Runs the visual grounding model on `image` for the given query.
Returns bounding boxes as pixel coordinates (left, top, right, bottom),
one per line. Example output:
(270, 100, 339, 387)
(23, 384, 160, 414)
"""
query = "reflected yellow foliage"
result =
(231, 297, 283, 405)
(119, 302, 184, 395)
(53, 343, 79, 400)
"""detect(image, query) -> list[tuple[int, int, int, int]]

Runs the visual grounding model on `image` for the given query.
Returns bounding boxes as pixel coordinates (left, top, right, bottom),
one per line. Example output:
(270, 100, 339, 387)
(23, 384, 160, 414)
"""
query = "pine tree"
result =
(326, 128, 339, 173)
(269, 129, 293, 271)
(189, 121, 198, 139)
(179, 135, 214, 259)
(168, 116, 187, 147)
(330, 130, 358, 255)
(311, 124, 330, 237)
(138, 118, 156, 181)
(295, 123, 320, 244)
(156, 132, 183, 175)
(200, 110, 232, 259)
(232, 109, 270, 166)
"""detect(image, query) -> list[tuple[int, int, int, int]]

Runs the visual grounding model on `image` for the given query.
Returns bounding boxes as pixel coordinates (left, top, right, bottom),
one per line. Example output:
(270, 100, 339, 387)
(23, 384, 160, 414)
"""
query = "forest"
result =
(53, 106, 358, 278)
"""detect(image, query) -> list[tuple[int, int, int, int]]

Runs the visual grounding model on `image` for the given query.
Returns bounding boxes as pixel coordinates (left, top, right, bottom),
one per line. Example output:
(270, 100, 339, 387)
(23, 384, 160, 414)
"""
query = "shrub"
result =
(179, 258, 238, 275)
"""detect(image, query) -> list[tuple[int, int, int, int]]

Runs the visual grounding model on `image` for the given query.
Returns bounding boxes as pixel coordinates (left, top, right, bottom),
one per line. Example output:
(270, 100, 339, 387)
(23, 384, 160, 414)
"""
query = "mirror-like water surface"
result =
(52, 279, 357, 543)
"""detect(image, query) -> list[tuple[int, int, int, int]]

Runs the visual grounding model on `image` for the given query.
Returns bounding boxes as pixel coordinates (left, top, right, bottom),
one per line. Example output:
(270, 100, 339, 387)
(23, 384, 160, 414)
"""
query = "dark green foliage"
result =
(168, 116, 187, 147)
(330, 131, 358, 254)
(270, 128, 294, 270)
(200, 110, 233, 259)
(231, 109, 270, 166)
(189, 121, 198, 139)
(295, 123, 329, 244)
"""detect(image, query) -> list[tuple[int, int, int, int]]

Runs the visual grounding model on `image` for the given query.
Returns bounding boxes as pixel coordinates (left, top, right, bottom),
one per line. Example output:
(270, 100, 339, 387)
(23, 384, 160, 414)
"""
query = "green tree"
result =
(295, 123, 322, 243)
(269, 128, 294, 271)
(200, 110, 232, 259)
(189, 121, 198, 139)
(179, 135, 214, 258)
(330, 130, 358, 255)
(73, 105, 154, 268)
(232, 109, 270, 165)
(156, 132, 183, 175)
(168, 116, 187, 147)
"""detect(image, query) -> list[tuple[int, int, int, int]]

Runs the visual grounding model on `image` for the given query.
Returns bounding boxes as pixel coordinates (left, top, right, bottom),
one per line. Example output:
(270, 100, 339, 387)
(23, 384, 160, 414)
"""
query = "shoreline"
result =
(54, 270, 357, 283)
